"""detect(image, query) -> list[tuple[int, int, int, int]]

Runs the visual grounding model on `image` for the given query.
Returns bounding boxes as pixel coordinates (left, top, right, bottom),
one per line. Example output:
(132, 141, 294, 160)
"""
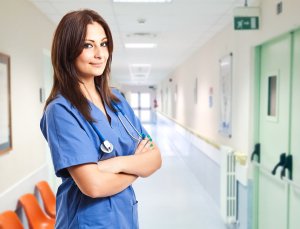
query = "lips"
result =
(90, 62, 103, 66)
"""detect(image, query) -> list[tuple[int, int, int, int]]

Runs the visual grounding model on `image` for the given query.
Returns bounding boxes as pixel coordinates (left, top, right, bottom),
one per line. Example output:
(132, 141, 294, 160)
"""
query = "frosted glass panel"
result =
(133, 109, 139, 117)
(268, 76, 277, 117)
(140, 110, 151, 122)
(130, 93, 139, 108)
(140, 93, 150, 108)
(129, 92, 152, 123)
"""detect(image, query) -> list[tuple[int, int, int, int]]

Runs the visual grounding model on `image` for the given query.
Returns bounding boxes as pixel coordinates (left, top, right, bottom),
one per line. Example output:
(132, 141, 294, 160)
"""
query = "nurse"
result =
(40, 9, 162, 228)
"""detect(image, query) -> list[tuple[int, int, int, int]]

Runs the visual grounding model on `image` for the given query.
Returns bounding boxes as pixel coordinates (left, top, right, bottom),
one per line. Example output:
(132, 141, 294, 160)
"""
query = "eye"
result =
(100, 41, 108, 47)
(83, 43, 93, 49)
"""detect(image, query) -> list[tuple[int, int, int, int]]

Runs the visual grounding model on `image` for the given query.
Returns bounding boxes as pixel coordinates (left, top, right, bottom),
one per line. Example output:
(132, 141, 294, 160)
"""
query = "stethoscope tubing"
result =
(113, 102, 143, 139)
(90, 122, 114, 154)
(90, 102, 143, 155)
(117, 115, 141, 142)
(90, 122, 105, 142)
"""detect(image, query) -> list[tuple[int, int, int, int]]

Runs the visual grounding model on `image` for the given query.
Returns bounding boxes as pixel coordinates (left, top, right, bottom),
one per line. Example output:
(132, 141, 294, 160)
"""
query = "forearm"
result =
(98, 140, 162, 177)
(97, 172, 138, 196)
(118, 148, 162, 177)
(68, 164, 137, 198)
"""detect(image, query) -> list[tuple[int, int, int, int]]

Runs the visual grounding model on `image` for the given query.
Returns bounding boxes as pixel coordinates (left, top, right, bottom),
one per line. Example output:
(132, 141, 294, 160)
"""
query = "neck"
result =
(80, 79, 109, 121)
(80, 79, 97, 103)
(82, 83, 92, 102)
(80, 78, 95, 91)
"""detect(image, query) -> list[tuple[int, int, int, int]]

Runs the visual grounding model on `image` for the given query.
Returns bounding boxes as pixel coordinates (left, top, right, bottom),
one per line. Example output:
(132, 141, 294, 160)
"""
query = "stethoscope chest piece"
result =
(100, 140, 114, 154)
(90, 102, 143, 156)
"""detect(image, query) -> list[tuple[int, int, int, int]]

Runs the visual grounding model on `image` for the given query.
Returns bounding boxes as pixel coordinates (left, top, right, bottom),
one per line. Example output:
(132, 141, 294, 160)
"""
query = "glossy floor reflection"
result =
(133, 116, 226, 229)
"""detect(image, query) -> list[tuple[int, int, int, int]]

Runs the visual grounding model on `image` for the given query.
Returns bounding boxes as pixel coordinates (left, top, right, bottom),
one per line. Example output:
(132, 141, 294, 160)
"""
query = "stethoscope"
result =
(89, 102, 144, 155)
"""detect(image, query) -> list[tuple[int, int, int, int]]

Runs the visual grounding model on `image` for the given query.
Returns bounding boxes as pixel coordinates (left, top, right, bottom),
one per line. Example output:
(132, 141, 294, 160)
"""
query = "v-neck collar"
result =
(89, 101, 117, 128)
(104, 102, 118, 128)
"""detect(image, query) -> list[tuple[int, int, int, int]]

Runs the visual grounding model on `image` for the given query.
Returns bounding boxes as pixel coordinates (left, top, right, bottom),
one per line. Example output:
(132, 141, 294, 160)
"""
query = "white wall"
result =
(157, 0, 300, 159)
(0, 0, 55, 210)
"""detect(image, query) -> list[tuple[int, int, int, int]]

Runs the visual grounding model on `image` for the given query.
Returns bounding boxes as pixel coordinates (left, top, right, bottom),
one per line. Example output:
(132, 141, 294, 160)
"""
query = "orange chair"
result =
(0, 210, 24, 229)
(35, 181, 56, 218)
(19, 193, 55, 229)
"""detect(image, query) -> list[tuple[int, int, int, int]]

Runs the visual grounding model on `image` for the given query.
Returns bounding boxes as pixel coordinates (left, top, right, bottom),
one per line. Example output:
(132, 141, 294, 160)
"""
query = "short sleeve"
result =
(41, 103, 98, 178)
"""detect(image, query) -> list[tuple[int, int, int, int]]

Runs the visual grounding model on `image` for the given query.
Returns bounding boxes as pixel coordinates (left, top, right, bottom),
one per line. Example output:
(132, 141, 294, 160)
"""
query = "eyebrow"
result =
(85, 38, 108, 43)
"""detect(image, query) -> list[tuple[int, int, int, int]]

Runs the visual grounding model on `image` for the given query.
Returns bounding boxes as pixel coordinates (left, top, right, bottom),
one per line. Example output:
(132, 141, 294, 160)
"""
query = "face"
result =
(75, 22, 109, 81)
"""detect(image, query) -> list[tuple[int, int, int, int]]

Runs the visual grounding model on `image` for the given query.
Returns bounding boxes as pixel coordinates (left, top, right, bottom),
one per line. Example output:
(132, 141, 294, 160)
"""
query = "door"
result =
(256, 33, 291, 229)
(289, 29, 300, 229)
(254, 30, 300, 229)
(130, 92, 152, 123)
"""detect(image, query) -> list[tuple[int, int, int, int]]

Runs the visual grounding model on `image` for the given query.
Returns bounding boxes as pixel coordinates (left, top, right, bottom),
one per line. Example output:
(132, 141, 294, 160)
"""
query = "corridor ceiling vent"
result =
(129, 64, 151, 81)
(137, 18, 147, 24)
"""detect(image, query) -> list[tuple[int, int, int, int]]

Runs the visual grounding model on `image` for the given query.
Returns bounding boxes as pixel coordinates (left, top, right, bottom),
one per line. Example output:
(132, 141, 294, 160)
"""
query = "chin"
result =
(93, 70, 105, 76)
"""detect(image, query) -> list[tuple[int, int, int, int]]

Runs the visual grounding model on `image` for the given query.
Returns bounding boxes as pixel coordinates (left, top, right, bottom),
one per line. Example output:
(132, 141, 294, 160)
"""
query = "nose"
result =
(94, 45, 103, 59)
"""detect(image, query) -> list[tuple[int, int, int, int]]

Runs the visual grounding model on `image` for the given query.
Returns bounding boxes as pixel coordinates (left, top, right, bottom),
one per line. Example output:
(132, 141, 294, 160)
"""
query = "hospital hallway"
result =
(133, 114, 227, 229)
(2, 0, 300, 229)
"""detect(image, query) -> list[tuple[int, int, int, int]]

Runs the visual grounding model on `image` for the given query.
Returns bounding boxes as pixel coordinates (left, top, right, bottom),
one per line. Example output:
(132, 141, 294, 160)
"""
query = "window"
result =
(268, 75, 277, 117)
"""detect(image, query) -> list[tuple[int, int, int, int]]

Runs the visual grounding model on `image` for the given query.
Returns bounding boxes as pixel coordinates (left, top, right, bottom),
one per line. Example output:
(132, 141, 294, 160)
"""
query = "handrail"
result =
(158, 111, 250, 165)
(158, 111, 220, 149)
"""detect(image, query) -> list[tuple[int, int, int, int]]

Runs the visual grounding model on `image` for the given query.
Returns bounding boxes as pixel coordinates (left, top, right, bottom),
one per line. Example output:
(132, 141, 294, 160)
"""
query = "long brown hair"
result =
(45, 9, 119, 121)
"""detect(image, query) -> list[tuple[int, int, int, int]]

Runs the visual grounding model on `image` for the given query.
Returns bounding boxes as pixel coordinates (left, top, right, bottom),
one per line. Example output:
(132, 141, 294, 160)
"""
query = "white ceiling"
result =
(28, 0, 251, 86)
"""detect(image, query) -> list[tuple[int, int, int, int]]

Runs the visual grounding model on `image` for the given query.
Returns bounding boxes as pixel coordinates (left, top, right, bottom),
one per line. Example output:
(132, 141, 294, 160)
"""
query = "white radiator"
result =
(220, 145, 237, 224)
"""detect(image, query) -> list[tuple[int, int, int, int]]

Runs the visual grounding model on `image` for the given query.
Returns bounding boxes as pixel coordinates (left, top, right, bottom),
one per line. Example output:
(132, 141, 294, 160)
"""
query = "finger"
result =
(141, 142, 150, 153)
(141, 140, 155, 153)
(147, 141, 155, 150)
(146, 134, 152, 142)
(149, 142, 155, 150)
(135, 139, 149, 154)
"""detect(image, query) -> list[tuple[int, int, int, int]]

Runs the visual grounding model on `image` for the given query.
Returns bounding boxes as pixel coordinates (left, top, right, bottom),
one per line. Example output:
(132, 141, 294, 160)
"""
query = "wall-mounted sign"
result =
(233, 7, 260, 30)
(234, 16, 259, 30)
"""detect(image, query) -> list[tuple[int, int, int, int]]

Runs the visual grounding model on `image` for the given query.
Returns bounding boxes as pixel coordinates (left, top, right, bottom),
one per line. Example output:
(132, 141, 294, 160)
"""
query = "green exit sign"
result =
(234, 16, 259, 30)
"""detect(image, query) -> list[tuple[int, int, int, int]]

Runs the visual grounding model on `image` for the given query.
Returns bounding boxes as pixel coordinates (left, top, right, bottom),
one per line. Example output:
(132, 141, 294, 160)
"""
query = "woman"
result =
(40, 9, 162, 228)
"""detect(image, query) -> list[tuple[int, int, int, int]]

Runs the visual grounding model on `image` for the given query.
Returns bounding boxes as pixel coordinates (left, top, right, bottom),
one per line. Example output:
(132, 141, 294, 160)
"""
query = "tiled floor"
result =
(133, 117, 227, 229)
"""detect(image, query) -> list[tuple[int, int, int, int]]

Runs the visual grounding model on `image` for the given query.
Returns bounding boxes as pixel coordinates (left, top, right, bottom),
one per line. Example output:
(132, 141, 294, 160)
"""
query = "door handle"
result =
(280, 155, 293, 180)
(251, 143, 260, 163)
(271, 153, 286, 176)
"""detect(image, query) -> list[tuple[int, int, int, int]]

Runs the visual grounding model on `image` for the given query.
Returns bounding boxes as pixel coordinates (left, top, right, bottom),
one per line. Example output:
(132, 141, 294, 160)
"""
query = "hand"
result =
(97, 157, 121, 174)
(135, 137, 155, 155)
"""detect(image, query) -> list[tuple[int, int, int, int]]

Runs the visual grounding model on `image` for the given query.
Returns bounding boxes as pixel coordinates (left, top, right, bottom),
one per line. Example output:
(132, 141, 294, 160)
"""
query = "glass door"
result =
(130, 92, 152, 123)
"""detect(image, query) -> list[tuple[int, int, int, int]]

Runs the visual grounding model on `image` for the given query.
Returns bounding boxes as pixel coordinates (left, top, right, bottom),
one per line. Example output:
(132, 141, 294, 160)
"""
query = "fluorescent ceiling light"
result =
(125, 43, 157, 48)
(114, 0, 172, 3)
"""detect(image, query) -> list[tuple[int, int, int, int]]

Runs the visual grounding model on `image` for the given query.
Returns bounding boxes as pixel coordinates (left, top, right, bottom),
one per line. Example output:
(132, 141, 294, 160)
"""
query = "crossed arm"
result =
(68, 139, 162, 198)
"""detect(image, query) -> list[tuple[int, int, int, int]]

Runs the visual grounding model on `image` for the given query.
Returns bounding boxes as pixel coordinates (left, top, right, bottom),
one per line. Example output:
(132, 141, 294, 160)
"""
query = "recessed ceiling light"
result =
(125, 43, 157, 48)
(126, 32, 157, 38)
(113, 0, 172, 3)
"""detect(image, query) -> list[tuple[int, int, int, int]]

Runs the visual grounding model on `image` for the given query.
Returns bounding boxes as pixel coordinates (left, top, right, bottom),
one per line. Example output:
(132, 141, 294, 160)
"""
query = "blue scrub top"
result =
(40, 89, 148, 229)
